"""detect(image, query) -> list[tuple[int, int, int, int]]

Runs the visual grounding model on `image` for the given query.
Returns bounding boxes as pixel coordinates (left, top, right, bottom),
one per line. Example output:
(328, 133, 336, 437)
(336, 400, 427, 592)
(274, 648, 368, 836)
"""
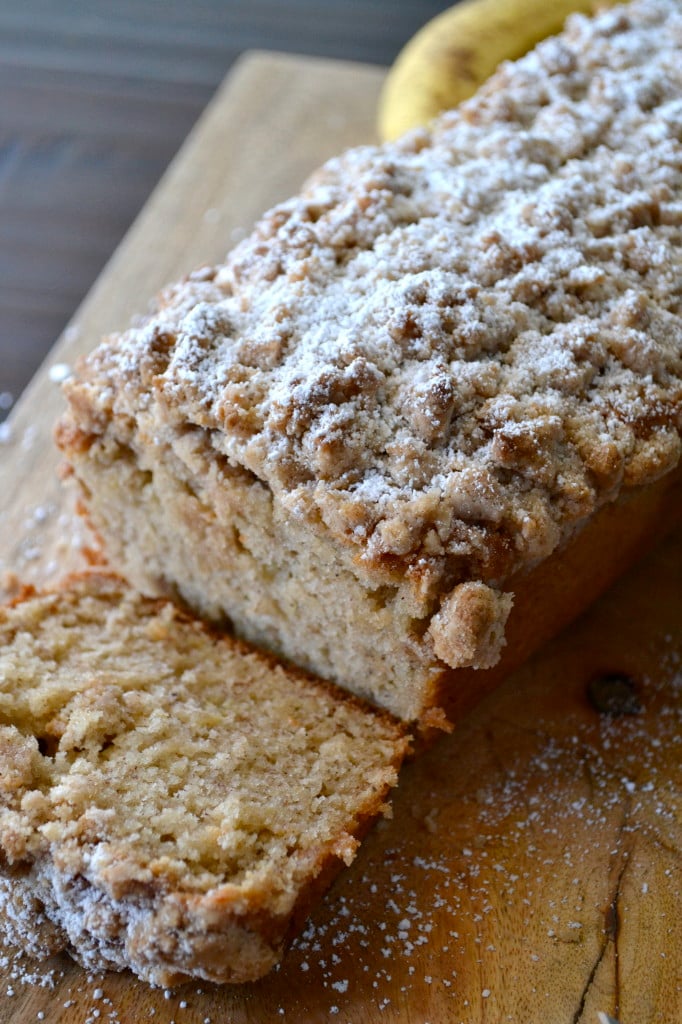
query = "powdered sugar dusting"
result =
(66, 0, 682, 600)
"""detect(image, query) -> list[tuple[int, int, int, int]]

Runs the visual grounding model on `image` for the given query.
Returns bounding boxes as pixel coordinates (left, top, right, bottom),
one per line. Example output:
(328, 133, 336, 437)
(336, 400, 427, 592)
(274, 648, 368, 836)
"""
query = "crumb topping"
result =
(66, 0, 681, 591)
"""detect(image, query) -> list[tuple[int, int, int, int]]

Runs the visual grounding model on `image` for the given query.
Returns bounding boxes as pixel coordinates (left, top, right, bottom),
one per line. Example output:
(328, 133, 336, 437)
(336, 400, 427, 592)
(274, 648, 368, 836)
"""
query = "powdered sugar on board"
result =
(0, 485, 98, 603)
(0, 355, 100, 603)
(275, 637, 681, 1022)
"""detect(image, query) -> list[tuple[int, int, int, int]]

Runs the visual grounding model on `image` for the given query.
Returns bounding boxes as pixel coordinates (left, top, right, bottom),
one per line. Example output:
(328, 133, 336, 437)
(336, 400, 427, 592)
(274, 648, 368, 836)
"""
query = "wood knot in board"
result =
(587, 672, 642, 717)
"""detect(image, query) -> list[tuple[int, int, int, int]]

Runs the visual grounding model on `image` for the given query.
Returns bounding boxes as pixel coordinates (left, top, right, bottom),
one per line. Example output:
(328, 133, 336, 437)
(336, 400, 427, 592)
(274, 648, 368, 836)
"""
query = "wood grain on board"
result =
(0, 53, 680, 1024)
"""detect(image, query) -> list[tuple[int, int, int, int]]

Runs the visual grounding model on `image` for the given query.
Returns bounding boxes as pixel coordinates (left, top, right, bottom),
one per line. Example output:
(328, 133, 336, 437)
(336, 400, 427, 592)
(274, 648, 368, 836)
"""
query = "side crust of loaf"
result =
(0, 574, 408, 985)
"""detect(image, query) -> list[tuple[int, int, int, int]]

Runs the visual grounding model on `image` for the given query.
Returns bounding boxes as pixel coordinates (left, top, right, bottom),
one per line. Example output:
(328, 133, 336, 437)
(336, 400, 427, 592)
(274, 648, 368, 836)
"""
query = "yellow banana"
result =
(378, 0, 607, 141)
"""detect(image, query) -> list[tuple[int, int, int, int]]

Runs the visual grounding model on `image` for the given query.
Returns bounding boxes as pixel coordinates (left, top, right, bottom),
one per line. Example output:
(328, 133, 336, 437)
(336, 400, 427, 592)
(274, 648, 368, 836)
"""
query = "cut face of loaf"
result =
(0, 573, 407, 986)
(57, 0, 682, 721)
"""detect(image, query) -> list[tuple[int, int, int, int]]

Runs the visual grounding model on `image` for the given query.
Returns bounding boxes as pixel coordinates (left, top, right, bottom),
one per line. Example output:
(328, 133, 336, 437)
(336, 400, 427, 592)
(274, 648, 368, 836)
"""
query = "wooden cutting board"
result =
(0, 52, 680, 1024)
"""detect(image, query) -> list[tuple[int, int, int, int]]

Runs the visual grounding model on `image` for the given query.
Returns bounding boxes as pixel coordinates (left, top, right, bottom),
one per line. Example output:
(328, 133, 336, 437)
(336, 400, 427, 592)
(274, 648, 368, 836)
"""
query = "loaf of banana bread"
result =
(57, 0, 682, 722)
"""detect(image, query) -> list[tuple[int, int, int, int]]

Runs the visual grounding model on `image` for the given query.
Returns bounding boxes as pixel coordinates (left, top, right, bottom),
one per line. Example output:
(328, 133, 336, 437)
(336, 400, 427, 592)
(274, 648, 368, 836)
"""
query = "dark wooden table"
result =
(0, 0, 453, 419)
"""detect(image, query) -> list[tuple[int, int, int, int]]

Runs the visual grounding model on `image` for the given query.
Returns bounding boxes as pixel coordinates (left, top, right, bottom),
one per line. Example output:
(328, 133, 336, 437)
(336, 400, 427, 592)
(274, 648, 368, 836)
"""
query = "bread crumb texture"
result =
(0, 574, 406, 985)
(62, 0, 681, 602)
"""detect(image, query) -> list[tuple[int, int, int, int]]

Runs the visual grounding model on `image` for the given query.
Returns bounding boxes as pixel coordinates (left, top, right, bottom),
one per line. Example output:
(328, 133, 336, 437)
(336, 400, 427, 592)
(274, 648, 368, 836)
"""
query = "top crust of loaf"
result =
(61, 0, 681, 602)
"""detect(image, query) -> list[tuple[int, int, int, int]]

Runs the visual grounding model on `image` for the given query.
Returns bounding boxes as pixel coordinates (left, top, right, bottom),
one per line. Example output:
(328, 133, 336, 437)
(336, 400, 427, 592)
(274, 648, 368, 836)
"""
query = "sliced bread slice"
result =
(0, 573, 407, 986)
